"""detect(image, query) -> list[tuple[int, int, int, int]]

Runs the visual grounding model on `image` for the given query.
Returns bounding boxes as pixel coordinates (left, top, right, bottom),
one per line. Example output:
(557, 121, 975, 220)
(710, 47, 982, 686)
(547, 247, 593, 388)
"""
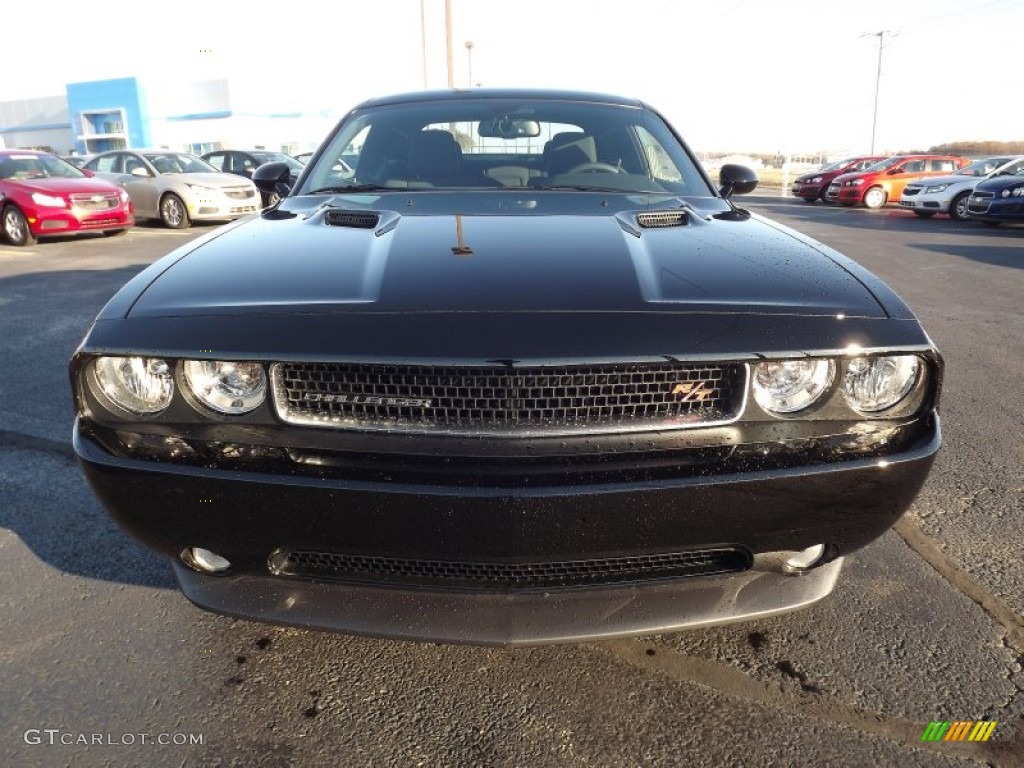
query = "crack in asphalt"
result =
(893, 518, 1024, 655)
(601, 640, 1022, 767)
(0, 429, 76, 461)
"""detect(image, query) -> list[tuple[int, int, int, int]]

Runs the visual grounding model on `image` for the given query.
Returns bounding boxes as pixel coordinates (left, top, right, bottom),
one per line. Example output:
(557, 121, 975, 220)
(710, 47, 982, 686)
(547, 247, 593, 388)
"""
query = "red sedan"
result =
(0, 150, 134, 246)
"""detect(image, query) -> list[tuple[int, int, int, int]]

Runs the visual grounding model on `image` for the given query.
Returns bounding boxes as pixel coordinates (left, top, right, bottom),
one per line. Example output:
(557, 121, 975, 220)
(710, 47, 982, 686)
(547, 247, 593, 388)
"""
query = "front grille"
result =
(968, 192, 993, 213)
(271, 361, 748, 435)
(268, 548, 752, 590)
(224, 188, 254, 199)
(902, 187, 921, 196)
(229, 205, 257, 214)
(70, 193, 119, 211)
(82, 217, 121, 226)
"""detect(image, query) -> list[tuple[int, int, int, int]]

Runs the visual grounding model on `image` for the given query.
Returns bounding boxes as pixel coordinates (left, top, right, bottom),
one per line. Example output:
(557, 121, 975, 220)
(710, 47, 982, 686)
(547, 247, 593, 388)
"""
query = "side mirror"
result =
(81, 168, 95, 177)
(718, 164, 758, 199)
(130, 166, 151, 177)
(253, 161, 293, 197)
(888, 167, 903, 175)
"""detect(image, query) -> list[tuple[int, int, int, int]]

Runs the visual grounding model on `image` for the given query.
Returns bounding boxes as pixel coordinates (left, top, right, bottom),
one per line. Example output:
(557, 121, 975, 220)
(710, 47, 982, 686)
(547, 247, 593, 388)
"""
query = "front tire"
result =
(863, 186, 887, 209)
(949, 191, 971, 221)
(1, 205, 37, 246)
(160, 194, 190, 229)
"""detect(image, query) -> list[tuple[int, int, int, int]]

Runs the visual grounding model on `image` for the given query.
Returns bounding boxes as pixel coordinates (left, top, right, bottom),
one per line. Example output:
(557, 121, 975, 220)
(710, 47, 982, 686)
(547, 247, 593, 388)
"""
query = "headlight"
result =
(924, 184, 949, 193)
(92, 356, 174, 415)
(1011, 187, 1024, 197)
(184, 360, 266, 414)
(752, 359, 835, 414)
(848, 179, 865, 186)
(842, 355, 920, 413)
(31, 192, 66, 208)
(186, 184, 216, 196)
(809, 176, 823, 183)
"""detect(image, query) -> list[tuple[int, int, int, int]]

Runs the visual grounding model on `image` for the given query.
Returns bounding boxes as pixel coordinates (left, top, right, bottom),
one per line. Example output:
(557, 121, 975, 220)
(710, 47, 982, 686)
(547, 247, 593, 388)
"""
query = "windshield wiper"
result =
(307, 184, 399, 194)
(531, 184, 629, 193)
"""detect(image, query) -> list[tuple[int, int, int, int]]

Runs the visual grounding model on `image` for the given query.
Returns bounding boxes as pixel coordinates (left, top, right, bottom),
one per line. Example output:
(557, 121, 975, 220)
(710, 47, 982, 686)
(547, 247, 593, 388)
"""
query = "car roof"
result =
(0, 149, 50, 156)
(354, 88, 645, 110)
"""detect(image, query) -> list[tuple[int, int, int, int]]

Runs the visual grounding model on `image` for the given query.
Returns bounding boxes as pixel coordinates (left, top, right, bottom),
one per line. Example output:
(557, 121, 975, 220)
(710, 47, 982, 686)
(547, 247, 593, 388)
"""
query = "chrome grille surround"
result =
(268, 547, 753, 590)
(224, 187, 255, 199)
(636, 211, 687, 228)
(271, 361, 749, 436)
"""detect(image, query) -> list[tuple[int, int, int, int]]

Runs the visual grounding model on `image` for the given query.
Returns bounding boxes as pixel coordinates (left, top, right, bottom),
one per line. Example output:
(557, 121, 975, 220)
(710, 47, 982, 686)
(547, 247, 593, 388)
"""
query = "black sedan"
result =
(201, 149, 304, 207)
(71, 89, 942, 645)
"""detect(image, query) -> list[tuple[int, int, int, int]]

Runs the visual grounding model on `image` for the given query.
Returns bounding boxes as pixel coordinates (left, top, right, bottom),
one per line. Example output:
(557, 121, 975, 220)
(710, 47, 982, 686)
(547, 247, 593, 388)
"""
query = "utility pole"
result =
(465, 41, 474, 87)
(445, 0, 454, 88)
(864, 30, 895, 154)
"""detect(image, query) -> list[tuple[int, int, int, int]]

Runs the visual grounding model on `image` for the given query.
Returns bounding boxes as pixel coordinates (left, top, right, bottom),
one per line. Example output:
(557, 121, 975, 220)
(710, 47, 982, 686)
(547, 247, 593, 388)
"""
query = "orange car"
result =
(826, 154, 969, 209)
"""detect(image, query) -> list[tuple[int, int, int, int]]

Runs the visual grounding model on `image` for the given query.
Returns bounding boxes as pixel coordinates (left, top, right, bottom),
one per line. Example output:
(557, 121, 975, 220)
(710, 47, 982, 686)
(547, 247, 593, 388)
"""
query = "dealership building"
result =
(0, 77, 342, 157)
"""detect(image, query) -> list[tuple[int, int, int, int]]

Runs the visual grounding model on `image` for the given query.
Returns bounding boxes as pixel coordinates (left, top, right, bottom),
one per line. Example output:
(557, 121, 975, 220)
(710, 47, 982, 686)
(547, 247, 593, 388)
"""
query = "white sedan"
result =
(899, 155, 1024, 220)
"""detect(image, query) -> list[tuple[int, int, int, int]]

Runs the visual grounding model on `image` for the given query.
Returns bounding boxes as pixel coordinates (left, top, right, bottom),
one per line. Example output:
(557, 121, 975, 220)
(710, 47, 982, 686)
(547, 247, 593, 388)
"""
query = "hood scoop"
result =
(324, 210, 380, 229)
(636, 211, 688, 228)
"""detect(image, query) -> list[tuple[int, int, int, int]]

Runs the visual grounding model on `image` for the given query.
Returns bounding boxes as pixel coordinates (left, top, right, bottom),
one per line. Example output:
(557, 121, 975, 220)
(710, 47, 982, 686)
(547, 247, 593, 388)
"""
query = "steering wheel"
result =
(567, 162, 624, 174)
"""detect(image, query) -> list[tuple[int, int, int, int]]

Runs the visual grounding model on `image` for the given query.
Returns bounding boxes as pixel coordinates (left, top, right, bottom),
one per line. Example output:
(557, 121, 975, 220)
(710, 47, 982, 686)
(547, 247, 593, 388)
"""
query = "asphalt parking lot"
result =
(1, 201, 1021, 767)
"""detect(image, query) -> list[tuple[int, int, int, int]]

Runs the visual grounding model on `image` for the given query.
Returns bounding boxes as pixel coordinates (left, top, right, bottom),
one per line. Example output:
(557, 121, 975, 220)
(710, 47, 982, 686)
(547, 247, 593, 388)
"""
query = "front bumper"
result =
(75, 413, 940, 643)
(898, 192, 950, 213)
(30, 206, 133, 236)
(186, 192, 260, 221)
(792, 182, 827, 199)
(967, 197, 1024, 222)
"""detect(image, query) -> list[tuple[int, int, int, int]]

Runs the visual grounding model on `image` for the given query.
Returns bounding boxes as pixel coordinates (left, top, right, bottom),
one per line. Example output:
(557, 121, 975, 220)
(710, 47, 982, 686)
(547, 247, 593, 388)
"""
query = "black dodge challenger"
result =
(70, 89, 942, 645)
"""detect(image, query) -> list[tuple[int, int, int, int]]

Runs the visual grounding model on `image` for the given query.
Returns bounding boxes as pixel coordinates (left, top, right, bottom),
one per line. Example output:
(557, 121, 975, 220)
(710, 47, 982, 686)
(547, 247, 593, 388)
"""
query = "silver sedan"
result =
(84, 150, 260, 228)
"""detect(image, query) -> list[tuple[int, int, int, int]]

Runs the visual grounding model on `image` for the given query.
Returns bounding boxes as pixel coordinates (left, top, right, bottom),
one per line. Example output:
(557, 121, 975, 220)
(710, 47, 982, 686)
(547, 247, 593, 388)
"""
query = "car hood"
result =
(127, 203, 886, 320)
(973, 175, 1024, 193)
(904, 173, 970, 188)
(7, 176, 122, 196)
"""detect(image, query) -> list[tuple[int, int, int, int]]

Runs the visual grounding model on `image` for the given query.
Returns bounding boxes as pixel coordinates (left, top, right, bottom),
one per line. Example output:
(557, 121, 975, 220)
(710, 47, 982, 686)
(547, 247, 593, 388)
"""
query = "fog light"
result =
(783, 544, 826, 575)
(184, 547, 232, 573)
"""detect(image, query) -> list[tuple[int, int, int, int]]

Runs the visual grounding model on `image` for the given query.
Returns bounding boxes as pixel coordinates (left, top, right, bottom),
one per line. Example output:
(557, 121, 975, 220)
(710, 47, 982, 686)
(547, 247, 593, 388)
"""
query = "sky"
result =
(4, 0, 1022, 155)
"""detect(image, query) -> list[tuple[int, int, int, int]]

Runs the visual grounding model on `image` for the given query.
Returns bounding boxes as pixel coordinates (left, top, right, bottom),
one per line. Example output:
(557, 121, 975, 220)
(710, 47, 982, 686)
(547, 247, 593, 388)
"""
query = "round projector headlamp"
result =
(183, 360, 266, 414)
(842, 355, 920, 413)
(93, 356, 174, 415)
(752, 359, 835, 414)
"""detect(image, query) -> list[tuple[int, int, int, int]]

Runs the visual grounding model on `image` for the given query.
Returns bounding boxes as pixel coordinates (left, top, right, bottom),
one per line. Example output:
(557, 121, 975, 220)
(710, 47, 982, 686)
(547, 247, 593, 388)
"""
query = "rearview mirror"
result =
(478, 117, 541, 139)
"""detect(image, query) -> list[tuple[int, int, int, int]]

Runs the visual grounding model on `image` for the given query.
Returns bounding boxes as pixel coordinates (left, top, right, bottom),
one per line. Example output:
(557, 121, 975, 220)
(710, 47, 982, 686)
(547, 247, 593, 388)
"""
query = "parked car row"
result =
(792, 153, 1024, 224)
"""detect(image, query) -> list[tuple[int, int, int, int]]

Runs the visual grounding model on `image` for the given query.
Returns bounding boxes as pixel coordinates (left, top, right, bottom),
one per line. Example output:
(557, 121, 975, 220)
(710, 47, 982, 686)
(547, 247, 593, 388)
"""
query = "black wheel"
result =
(818, 189, 832, 203)
(912, 210, 936, 218)
(800, 196, 818, 203)
(1, 205, 36, 246)
(949, 191, 971, 221)
(863, 186, 887, 209)
(159, 194, 190, 229)
(103, 228, 128, 237)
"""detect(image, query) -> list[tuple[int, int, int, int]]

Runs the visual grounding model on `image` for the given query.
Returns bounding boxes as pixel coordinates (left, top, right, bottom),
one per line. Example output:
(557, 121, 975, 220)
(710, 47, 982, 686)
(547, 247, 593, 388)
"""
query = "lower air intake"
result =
(268, 548, 752, 590)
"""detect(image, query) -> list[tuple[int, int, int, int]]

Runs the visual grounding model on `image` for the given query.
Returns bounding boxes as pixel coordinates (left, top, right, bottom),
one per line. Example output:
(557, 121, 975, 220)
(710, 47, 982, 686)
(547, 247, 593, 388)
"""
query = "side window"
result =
(930, 159, 955, 172)
(206, 153, 225, 170)
(855, 160, 875, 171)
(91, 154, 121, 173)
(902, 160, 925, 173)
(123, 155, 145, 174)
(634, 125, 682, 182)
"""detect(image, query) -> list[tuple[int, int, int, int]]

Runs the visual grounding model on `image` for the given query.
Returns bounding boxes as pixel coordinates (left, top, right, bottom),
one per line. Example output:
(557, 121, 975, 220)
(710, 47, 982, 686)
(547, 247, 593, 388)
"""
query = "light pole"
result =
(445, 0, 454, 88)
(864, 30, 895, 154)
(465, 41, 474, 87)
(420, 0, 428, 88)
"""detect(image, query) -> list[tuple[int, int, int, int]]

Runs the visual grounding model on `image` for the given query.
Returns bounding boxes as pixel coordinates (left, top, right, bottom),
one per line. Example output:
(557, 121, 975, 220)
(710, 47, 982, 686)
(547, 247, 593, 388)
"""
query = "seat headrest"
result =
(408, 130, 462, 180)
(544, 132, 597, 175)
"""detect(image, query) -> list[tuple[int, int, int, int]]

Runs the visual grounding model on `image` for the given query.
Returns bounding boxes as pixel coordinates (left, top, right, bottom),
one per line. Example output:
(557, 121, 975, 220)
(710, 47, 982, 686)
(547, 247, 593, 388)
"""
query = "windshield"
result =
(0, 153, 86, 180)
(302, 97, 711, 196)
(954, 157, 1016, 177)
(821, 158, 856, 172)
(862, 157, 901, 172)
(251, 152, 304, 171)
(143, 153, 217, 174)
(993, 158, 1024, 176)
